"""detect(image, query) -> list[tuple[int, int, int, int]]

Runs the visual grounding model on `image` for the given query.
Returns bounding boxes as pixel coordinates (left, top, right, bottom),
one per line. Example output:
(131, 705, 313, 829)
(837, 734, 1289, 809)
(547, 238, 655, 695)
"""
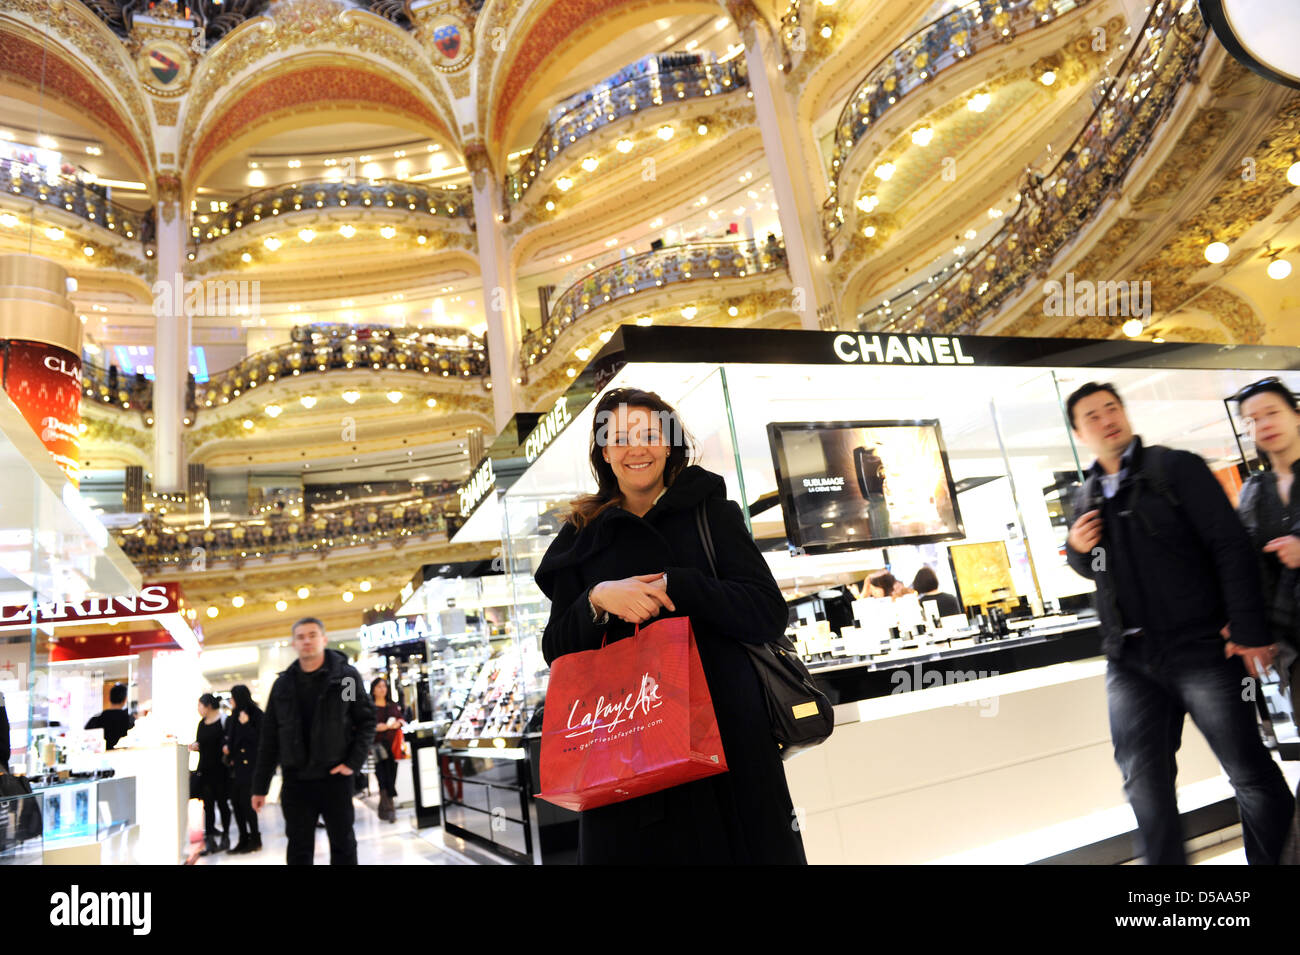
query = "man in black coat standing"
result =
(251, 617, 375, 865)
(1063, 382, 1293, 864)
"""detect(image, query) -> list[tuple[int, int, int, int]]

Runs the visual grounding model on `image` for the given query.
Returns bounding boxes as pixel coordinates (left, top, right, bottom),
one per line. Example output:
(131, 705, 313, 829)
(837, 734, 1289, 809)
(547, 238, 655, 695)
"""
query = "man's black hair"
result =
(108, 683, 127, 705)
(291, 616, 326, 636)
(1066, 381, 1124, 428)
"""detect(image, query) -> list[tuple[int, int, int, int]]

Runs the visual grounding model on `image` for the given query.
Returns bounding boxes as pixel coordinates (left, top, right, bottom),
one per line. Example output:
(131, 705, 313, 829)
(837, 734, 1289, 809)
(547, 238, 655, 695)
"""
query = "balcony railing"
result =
(194, 324, 489, 407)
(822, 0, 1090, 246)
(82, 360, 154, 415)
(521, 237, 786, 367)
(505, 56, 750, 206)
(193, 178, 472, 243)
(115, 493, 458, 571)
(889, 2, 1206, 333)
(2, 157, 148, 240)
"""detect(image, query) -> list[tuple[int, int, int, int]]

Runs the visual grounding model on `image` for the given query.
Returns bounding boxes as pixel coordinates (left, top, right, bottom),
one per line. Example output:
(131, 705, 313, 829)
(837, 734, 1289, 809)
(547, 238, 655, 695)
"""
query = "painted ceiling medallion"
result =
(412, 0, 474, 73)
(130, 9, 199, 97)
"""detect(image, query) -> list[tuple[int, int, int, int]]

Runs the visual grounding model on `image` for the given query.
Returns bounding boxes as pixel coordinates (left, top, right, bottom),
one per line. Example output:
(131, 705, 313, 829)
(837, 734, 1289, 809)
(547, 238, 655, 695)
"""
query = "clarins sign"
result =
(0, 582, 182, 627)
(832, 333, 976, 366)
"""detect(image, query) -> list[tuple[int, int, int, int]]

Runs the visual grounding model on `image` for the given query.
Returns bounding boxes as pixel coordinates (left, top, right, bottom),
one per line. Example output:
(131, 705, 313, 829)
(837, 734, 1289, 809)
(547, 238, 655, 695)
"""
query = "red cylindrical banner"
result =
(1, 339, 82, 485)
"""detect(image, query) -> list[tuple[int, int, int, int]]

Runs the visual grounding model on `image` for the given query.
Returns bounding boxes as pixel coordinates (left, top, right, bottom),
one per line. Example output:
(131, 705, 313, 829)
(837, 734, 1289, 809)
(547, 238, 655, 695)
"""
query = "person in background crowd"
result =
(251, 617, 376, 865)
(224, 684, 263, 854)
(370, 677, 403, 823)
(1063, 381, 1293, 864)
(911, 566, 962, 618)
(535, 387, 806, 864)
(1233, 376, 1300, 864)
(85, 683, 135, 751)
(868, 572, 907, 598)
(189, 693, 232, 857)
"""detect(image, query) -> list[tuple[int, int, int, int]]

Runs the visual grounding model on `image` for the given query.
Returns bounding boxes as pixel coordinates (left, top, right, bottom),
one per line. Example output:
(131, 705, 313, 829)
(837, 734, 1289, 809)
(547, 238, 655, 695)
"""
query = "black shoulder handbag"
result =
(695, 501, 834, 760)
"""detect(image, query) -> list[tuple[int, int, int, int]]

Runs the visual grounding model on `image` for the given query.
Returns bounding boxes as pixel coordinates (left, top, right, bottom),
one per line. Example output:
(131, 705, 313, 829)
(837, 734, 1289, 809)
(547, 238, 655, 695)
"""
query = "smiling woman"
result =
(533, 385, 808, 864)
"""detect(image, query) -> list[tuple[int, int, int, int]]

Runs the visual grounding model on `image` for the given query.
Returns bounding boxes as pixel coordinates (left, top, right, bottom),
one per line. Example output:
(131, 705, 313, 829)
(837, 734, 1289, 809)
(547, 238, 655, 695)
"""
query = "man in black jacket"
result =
(1064, 382, 1293, 864)
(251, 617, 375, 865)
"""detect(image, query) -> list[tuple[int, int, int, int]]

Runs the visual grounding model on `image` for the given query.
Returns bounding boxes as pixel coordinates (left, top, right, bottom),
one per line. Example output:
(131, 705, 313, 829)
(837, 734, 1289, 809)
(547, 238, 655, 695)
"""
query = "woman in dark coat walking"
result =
(535, 387, 806, 865)
(224, 684, 262, 854)
(189, 693, 232, 856)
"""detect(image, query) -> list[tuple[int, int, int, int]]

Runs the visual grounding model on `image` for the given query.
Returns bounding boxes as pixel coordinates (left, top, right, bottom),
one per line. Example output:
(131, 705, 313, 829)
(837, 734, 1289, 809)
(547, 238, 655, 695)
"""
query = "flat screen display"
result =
(767, 419, 964, 555)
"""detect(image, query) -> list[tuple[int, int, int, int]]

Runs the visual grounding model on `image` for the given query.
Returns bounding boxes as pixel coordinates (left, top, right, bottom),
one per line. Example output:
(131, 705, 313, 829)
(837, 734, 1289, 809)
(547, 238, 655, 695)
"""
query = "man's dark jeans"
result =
(1106, 633, 1294, 864)
(280, 774, 357, 865)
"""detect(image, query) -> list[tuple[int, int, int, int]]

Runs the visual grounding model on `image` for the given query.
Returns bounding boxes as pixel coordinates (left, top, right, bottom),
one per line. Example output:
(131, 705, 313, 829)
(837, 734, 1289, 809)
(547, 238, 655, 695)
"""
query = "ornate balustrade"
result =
(193, 177, 472, 243)
(2, 157, 148, 240)
(890, 1, 1206, 333)
(822, 0, 1090, 246)
(505, 57, 750, 205)
(521, 238, 786, 367)
(194, 324, 489, 407)
(82, 360, 154, 415)
(116, 491, 458, 571)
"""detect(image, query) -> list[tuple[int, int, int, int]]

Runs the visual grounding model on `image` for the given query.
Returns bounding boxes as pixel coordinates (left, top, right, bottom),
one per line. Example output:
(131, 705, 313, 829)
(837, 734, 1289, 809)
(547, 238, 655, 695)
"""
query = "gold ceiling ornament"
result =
(130, 7, 200, 98)
(1156, 324, 1230, 344)
(410, 0, 475, 74)
(180, 0, 458, 179)
(0, 2, 158, 177)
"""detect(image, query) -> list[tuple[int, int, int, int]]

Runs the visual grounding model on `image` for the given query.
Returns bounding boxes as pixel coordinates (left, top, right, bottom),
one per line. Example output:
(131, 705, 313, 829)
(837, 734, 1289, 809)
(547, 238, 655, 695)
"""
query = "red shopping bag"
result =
(538, 616, 728, 811)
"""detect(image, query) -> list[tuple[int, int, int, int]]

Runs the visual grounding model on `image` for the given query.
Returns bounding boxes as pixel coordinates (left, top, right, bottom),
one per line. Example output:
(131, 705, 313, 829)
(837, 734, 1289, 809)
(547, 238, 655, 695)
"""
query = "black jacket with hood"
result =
(535, 465, 806, 865)
(1237, 457, 1300, 649)
(1065, 436, 1271, 659)
(252, 648, 376, 795)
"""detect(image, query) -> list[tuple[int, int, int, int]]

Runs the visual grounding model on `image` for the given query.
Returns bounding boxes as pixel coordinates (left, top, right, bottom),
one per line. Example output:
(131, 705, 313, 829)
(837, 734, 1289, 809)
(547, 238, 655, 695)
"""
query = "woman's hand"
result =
(187, 742, 198, 752)
(591, 573, 675, 624)
(1264, 535, 1300, 569)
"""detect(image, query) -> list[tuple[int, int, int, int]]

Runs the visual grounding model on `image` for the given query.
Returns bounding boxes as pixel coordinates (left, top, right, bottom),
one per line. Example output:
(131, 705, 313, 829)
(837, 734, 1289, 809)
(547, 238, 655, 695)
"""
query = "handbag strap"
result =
(695, 501, 718, 578)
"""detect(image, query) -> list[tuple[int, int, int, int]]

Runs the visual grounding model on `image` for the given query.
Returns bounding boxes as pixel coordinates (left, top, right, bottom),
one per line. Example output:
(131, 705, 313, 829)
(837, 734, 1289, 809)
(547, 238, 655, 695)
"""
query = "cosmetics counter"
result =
(472, 325, 1300, 863)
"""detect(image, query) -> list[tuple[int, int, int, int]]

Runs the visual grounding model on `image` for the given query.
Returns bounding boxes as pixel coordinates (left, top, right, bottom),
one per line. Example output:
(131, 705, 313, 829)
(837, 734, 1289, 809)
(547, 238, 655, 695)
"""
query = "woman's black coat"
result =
(224, 708, 262, 785)
(535, 465, 806, 864)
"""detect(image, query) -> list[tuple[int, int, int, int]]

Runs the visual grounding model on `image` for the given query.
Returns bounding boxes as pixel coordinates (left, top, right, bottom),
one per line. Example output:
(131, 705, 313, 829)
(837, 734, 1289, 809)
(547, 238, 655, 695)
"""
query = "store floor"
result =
(191, 792, 478, 866)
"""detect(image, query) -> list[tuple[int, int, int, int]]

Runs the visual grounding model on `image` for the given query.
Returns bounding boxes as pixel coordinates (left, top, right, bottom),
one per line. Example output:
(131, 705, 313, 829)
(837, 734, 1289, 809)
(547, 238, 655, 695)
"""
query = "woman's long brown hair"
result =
(566, 387, 696, 529)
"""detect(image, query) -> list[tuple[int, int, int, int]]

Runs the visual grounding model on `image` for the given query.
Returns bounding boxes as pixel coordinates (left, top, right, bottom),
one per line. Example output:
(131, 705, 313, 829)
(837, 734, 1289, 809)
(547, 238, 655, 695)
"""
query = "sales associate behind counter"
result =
(85, 683, 134, 750)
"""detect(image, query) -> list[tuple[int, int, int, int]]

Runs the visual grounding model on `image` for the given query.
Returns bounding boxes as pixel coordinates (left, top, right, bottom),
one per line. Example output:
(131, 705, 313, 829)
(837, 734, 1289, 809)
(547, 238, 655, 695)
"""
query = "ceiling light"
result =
(556, 177, 573, 191)
(566, 367, 577, 378)
(863, 225, 876, 237)
(247, 169, 266, 188)
(581, 156, 598, 172)
(0, 213, 17, 227)
(380, 226, 397, 239)
(342, 591, 354, 603)
(1204, 241, 1229, 264)
(386, 390, 403, 403)
(265, 404, 282, 418)
(206, 606, 219, 618)
(300, 395, 317, 409)
(1121, 318, 1144, 338)
(598, 330, 613, 343)
(231, 596, 245, 608)
(697, 123, 708, 135)
(362, 162, 382, 179)
(297, 229, 315, 242)
(657, 125, 674, 141)
(545, 200, 555, 211)
(1039, 70, 1057, 86)
(37, 135, 57, 150)
(965, 229, 977, 239)
(615, 139, 633, 153)
(341, 390, 360, 404)
(575, 347, 591, 360)
(44, 227, 64, 241)
(242, 418, 254, 429)
(1267, 258, 1292, 280)
(425, 397, 437, 408)
(264, 236, 282, 251)
(819, 24, 833, 38)
(339, 224, 356, 237)
(241, 251, 252, 263)
(728, 306, 739, 317)
(680, 306, 697, 319)
(83, 245, 95, 257)
(359, 581, 372, 592)
(856, 195, 878, 213)
(1289, 162, 1300, 186)
(275, 600, 288, 612)
(874, 163, 895, 181)
(967, 93, 991, 112)
(297, 586, 310, 599)
(911, 127, 934, 146)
